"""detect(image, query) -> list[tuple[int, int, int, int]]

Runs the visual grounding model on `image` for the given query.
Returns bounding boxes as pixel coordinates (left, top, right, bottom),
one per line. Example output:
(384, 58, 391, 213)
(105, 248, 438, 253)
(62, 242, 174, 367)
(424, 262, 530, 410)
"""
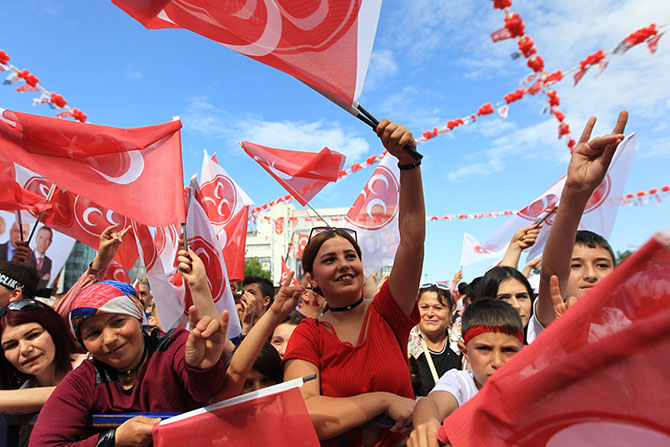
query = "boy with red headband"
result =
(408, 299, 524, 447)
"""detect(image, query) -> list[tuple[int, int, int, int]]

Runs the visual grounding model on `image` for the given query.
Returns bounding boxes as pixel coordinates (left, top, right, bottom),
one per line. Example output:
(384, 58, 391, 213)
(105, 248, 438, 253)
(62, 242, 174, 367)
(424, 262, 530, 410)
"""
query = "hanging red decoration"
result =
(579, 49, 606, 71)
(504, 88, 526, 104)
(17, 69, 39, 87)
(350, 163, 363, 172)
(527, 55, 544, 73)
(547, 90, 560, 107)
(553, 110, 565, 122)
(49, 93, 67, 108)
(518, 36, 536, 58)
(544, 70, 563, 85)
(491, 0, 512, 9)
(477, 103, 495, 116)
(70, 108, 87, 122)
(447, 118, 465, 130)
(0, 50, 9, 65)
(558, 122, 570, 138)
(624, 23, 657, 45)
(504, 13, 525, 38)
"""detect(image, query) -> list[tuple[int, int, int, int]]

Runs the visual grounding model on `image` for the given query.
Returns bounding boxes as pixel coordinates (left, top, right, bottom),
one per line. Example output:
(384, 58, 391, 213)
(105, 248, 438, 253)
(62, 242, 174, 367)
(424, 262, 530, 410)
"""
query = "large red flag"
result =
(153, 378, 319, 447)
(0, 109, 185, 227)
(242, 142, 345, 206)
(344, 152, 400, 275)
(438, 232, 670, 446)
(0, 156, 51, 213)
(112, 0, 382, 114)
(200, 151, 254, 282)
(14, 166, 140, 270)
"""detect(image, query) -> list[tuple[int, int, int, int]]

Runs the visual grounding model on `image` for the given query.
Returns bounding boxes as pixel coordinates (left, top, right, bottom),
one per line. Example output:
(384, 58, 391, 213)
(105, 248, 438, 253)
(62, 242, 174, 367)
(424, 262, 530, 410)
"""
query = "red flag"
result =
(647, 32, 664, 54)
(153, 379, 319, 447)
(0, 156, 51, 213)
(112, 0, 382, 114)
(438, 233, 670, 446)
(491, 27, 513, 42)
(101, 260, 131, 283)
(242, 142, 345, 206)
(296, 233, 309, 259)
(0, 109, 185, 227)
(573, 69, 587, 86)
(15, 83, 40, 93)
(186, 176, 242, 338)
(14, 166, 140, 270)
(200, 151, 254, 282)
(280, 257, 299, 287)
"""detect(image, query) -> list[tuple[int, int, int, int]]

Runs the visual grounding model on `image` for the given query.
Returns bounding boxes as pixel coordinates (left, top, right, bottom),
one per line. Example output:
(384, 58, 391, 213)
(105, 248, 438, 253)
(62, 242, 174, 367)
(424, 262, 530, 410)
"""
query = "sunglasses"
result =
(0, 298, 43, 318)
(420, 282, 451, 291)
(308, 226, 357, 242)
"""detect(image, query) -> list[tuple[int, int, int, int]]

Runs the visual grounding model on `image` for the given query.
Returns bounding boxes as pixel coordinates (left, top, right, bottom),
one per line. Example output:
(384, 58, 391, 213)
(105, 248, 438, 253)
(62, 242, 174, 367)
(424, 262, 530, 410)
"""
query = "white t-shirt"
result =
(526, 300, 545, 344)
(430, 369, 479, 407)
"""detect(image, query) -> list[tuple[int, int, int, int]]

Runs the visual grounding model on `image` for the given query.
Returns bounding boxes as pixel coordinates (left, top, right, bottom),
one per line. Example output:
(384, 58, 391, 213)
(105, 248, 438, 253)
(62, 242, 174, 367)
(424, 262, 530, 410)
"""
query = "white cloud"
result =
(182, 96, 370, 162)
(364, 49, 399, 91)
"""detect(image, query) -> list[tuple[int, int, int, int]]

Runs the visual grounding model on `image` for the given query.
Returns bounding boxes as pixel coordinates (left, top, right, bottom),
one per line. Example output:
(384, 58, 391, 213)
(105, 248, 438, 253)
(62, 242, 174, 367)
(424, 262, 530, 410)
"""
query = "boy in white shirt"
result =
(408, 299, 524, 447)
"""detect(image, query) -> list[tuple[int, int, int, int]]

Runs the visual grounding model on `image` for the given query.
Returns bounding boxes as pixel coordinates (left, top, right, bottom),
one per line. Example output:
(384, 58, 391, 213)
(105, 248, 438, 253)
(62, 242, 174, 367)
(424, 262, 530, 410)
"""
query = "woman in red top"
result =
(283, 119, 425, 446)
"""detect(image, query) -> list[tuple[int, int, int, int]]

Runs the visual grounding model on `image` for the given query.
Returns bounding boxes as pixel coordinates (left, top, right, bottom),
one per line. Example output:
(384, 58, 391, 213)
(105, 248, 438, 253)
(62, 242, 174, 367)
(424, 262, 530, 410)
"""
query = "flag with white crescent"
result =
(344, 152, 400, 276)
(460, 233, 507, 268)
(0, 108, 186, 227)
(111, 0, 382, 115)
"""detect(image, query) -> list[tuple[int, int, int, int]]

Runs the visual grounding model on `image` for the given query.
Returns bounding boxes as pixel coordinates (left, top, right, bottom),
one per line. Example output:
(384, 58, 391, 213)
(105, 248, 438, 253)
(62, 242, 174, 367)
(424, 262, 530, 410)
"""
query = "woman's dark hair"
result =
(418, 285, 454, 313)
(0, 301, 76, 389)
(252, 343, 283, 385)
(473, 267, 535, 302)
(281, 310, 307, 326)
(301, 229, 362, 274)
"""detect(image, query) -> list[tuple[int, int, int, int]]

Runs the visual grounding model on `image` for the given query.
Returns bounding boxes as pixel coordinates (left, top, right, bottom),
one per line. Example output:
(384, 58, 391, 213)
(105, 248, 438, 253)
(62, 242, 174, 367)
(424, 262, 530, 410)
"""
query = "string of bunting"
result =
(0, 49, 88, 122)
(256, 184, 668, 223)
(416, 2, 666, 150)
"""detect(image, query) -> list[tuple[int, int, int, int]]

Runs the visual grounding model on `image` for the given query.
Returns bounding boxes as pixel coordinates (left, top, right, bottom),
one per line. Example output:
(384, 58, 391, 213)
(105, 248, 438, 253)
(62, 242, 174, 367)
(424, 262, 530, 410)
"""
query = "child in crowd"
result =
(408, 299, 524, 447)
(536, 111, 627, 330)
(239, 343, 283, 394)
(270, 310, 306, 358)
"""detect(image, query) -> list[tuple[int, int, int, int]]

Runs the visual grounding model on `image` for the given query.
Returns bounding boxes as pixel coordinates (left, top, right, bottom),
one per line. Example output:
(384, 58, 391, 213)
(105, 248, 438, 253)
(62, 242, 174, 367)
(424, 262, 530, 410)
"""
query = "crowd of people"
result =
(0, 113, 631, 446)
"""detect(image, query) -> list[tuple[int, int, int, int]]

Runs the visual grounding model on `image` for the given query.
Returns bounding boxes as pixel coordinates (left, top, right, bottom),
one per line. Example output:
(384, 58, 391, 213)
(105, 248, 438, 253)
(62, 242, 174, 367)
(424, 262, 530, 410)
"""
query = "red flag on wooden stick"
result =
(242, 142, 345, 206)
(438, 232, 670, 446)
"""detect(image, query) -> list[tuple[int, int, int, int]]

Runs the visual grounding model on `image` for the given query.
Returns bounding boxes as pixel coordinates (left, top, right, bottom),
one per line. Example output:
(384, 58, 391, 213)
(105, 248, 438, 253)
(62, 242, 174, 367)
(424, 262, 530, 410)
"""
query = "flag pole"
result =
(356, 104, 423, 161)
(27, 184, 57, 244)
(305, 203, 330, 227)
(15, 210, 24, 242)
(285, 231, 295, 262)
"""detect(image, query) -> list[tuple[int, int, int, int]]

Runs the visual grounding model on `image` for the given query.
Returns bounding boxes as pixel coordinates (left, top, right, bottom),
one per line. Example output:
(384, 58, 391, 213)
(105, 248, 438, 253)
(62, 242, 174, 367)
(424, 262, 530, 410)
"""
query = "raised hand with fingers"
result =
(566, 111, 628, 194)
(185, 305, 230, 370)
(177, 247, 207, 288)
(270, 271, 303, 321)
(549, 275, 578, 318)
(92, 224, 131, 270)
(514, 223, 542, 250)
(376, 119, 418, 165)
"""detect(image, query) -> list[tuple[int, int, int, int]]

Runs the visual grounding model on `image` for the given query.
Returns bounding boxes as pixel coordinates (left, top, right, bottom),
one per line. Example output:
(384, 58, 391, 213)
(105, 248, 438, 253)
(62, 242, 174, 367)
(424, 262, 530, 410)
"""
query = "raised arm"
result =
(212, 273, 302, 401)
(537, 111, 628, 327)
(55, 224, 129, 320)
(377, 120, 426, 316)
(500, 224, 541, 269)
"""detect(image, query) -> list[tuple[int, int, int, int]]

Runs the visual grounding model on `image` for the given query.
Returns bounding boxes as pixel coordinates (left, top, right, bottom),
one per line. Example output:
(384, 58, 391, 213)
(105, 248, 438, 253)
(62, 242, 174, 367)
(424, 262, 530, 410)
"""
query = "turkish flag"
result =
(491, 26, 513, 42)
(280, 257, 299, 287)
(14, 165, 140, 270)
(0, 156, 51, 213)
(101, 260, 131, 283)
(200, 151, 254, 282)
(296, 233, 309, 259)
(112, 0, 382, 113)
(242, 142, 345, 206)
(438, 233, 670, 446)
(344, 152, 400, 276)
(460, 232, 507, 268)
(0, 109, 185, 227)
(186, 176, 242, 338)
(153, 379, 319, 447)
(482, 133, 636, 262)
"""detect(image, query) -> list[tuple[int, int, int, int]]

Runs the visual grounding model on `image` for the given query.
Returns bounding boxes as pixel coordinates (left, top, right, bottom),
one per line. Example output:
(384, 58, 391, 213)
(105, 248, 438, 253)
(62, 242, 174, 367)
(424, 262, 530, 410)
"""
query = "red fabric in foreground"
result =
(152, 387, 319, 447)
(438, 234, 670, 446)
(0, 109, 185, 227)
(242, 142, 345, 206)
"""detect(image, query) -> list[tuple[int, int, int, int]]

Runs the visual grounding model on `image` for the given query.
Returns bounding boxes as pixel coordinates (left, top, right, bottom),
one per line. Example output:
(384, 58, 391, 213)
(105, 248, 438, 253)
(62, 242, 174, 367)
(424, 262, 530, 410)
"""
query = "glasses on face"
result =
(0, 298, 43, 318)
(420, 282, 451, 291)
(308, 226, 357, 242)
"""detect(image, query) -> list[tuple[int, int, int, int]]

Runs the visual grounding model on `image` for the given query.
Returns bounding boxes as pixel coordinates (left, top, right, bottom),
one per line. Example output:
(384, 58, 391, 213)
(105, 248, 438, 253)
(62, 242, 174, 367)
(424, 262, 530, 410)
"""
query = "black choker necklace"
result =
(117, 344, 147, 383)
(328, 297, 365, 312)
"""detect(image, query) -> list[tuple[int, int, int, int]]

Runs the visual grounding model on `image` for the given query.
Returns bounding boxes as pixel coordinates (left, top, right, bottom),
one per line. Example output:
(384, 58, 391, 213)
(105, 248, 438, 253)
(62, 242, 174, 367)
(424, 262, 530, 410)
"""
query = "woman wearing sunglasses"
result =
(283, 119, 425, 446)
(0, 265, 85, 446)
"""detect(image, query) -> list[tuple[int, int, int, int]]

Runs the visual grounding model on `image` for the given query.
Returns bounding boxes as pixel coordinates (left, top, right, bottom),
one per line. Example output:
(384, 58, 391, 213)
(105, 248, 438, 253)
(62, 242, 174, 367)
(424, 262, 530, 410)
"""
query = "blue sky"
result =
(2, 0, 669, 283)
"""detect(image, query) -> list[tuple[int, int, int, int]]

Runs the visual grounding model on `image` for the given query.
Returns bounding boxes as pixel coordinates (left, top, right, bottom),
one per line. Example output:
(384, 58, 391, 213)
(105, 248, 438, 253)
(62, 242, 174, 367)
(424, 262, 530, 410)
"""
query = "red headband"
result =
(462, 325, 524, 345)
